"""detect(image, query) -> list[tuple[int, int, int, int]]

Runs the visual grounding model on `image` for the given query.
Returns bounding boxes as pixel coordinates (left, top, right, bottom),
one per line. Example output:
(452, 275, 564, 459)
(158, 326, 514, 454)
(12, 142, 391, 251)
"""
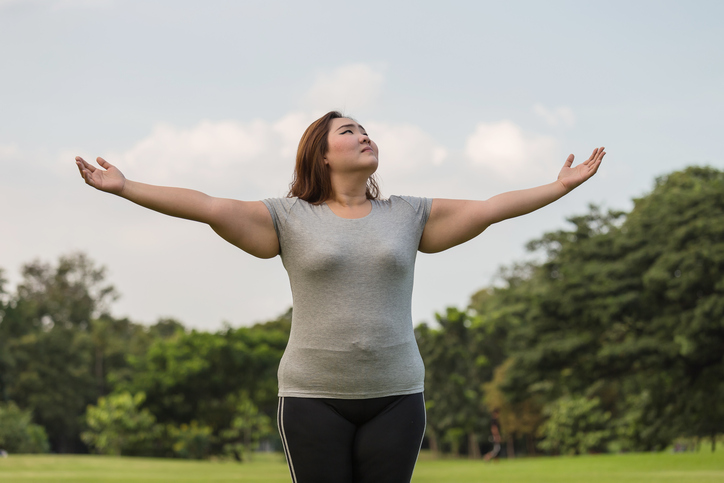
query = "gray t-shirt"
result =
(262, 195, 432, 399)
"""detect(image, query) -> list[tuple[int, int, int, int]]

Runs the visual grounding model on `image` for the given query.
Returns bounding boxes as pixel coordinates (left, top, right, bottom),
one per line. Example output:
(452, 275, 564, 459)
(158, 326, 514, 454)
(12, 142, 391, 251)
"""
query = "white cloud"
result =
(465, 120, 560, 182)
(103, 116, 316, 198)
(0, 143, 19, 157)
(272, 111, 315, 158)
(303, 63, 385, 113)
(365, 121, 448, 196)
(368, 121, 447, 173)
(533, 103, 576, 128)
(99, 105, 453, 202)
(96, 111, 558, 206)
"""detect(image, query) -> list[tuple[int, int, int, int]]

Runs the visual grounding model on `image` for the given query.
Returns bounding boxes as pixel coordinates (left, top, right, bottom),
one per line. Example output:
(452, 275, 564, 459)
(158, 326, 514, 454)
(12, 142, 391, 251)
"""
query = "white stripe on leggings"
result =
(412, 393, 427, 473)
(278, 397, 298, 483)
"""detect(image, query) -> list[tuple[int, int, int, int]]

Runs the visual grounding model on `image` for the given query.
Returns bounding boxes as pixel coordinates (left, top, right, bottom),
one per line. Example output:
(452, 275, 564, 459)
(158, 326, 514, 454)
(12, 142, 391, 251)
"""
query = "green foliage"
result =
(6, 327, 96, 453)
(4, 165, 724, 459)
(417, 304, 515, 456)
(416, 308, 486, 455)
(537, 395, 612, 455)
(120, 311, 289, 444)
(500, 166, 724, 450)
(81, 392, 160, 456)
(11, 252, 118, 333)
(0, 401, 49, 453)
(220, 392, 273, 461)
(0, 253, 196, 454)
(168, 421, 214, 460)
(482, 358, 543, 454)
(441, 427, 466, 456)
(1, 251, 287, 458)
(0, 253, 127, 453)
(609, 390, 659, 452)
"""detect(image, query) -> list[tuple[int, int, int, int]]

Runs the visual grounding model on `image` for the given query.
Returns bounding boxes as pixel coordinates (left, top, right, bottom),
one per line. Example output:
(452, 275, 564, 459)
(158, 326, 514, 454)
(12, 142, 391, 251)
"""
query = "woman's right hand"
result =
(75, 156, 126, 195)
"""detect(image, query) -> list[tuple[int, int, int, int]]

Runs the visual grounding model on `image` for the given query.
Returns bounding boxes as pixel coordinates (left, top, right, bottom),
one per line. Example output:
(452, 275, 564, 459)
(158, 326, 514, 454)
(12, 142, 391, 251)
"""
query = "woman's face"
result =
(324, 118, 379, 175)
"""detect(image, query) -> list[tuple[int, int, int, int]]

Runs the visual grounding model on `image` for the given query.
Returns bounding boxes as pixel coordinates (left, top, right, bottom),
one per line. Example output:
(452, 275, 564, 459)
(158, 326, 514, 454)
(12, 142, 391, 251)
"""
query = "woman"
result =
(75, 111, 605, 482)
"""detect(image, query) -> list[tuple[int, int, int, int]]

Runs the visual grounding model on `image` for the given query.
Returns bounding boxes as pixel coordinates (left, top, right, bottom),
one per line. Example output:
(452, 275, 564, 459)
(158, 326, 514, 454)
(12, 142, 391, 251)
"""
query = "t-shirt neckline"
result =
(321, 200, 375, 220)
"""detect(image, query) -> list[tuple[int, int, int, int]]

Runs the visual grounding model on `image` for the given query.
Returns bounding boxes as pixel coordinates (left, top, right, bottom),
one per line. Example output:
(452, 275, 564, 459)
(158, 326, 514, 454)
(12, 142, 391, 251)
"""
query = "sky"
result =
(1, 0, 722, 330)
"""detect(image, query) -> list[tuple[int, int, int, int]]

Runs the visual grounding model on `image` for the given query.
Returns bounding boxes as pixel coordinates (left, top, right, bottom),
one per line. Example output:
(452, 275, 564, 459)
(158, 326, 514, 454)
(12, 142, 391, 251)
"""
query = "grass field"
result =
(1, 449, 722, 483)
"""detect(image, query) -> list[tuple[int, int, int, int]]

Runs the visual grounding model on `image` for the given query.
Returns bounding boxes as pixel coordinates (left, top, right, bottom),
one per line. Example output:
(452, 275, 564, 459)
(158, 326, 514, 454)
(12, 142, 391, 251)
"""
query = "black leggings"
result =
(277, 393, 426, 483)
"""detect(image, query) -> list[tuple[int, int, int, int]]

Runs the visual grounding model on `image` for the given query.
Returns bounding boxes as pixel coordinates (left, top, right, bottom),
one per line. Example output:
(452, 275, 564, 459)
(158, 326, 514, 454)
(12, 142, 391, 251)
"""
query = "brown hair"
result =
(287, 111, 381, 204)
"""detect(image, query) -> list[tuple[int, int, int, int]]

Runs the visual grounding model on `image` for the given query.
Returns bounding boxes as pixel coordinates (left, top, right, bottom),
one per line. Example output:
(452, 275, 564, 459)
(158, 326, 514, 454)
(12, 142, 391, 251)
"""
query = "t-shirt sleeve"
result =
(398, 195, 433, 229)
(262, 197, 298, 240)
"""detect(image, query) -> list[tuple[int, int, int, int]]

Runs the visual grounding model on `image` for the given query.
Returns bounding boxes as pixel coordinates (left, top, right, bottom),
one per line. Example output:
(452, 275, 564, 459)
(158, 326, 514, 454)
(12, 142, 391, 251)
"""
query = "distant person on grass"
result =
(75, 111, 605, 483)
(484, 408, 502, 461)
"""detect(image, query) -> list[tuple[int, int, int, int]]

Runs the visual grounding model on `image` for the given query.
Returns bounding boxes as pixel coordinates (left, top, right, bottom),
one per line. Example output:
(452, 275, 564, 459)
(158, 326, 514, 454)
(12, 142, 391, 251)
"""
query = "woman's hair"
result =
(287, 110, 381, 204)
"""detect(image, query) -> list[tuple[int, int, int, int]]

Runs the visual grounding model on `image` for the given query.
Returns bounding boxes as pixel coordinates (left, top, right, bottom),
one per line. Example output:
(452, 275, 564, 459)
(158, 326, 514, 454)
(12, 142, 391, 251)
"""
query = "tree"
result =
(416, 308, 490, 458)
(120, 310, 290, 451)
(482, 358, 543, 456)
(89, 314, 156, 397)
(0, 253, 122, 452)
(0, 401, 49, 453)
(503, 166, 724, 450)
(6, 328, 96, 453)
(220, 392, 273, 461)
(12, 252, 117, 332)
(82, 392, 160, 456)
(0, 268, 12, 403)
(537, 395, 612, 455)
(168, 421, 214, 460)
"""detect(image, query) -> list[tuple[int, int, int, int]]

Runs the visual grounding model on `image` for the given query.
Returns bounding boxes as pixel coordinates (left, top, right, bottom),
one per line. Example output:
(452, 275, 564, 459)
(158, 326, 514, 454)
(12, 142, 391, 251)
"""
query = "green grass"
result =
(0, 450, 722, 483)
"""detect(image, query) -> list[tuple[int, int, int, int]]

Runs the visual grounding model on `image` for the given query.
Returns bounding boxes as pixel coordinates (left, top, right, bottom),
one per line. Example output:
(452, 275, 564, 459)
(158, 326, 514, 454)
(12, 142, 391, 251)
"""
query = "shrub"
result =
(81, 392, 160, 456)
(0, 402, 50, 453)
(537, 395, 612, 455)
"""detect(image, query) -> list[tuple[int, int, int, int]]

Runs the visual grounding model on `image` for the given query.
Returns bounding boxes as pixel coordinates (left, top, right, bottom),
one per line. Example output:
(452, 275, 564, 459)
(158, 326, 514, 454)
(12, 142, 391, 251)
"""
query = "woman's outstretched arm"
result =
(418, 147, 606, 253)
(75, 156, 279, 258)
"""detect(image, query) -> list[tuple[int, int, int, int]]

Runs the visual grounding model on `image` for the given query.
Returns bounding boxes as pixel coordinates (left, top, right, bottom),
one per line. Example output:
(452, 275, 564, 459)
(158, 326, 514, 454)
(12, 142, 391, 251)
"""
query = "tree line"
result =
(0, 253, 289, 458)
(1, 166, 722, 458)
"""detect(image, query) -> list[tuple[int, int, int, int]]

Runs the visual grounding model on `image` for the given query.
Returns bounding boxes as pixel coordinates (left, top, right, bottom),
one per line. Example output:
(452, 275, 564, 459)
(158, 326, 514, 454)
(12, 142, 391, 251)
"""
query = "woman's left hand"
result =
(557, 147, 606, 192)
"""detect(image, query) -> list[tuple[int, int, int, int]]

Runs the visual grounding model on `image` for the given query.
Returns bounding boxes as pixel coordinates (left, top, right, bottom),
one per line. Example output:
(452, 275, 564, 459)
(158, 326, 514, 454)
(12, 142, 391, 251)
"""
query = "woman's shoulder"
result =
(386, 195, 431, 209)
(263, 196, 300, 209)
(384, 196, 433, 224)
(262, 197, 302, 224)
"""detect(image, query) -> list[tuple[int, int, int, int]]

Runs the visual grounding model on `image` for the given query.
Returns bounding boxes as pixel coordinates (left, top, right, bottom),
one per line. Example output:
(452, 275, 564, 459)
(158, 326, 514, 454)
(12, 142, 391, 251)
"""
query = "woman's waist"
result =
(277, 339, 425, 397)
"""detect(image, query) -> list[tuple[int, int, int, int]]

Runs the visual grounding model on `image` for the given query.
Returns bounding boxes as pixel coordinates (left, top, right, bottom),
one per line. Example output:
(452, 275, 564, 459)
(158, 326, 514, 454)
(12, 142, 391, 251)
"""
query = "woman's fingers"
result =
(594, 148, 605, 165)
(583, 148, 598, 165)
(76, 161, 91, 183)
(75, 156, 101, 187)
(584, 147, 605, 167)
(76, 156, 97, 173)
(589, 149, 605, 174)
(96, 157, 112, 169)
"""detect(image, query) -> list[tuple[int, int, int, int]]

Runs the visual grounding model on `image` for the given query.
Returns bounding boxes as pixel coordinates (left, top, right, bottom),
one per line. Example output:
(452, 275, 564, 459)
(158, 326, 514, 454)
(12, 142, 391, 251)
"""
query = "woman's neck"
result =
(326, 173, 369, 207)
(324, 180, 372, 218)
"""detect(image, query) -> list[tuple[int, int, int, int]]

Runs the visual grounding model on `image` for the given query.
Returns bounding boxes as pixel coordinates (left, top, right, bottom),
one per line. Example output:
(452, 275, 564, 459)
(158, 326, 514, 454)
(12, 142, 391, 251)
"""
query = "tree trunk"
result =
(507, 434, 515, 458)
(526, 433, 536, 456)
(450, 437, 460, 457)
(713, 430, 717, 453)
(95, 345, 104, 395)
(428, 434, 439, 455)
(468, 433, 480, 459)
